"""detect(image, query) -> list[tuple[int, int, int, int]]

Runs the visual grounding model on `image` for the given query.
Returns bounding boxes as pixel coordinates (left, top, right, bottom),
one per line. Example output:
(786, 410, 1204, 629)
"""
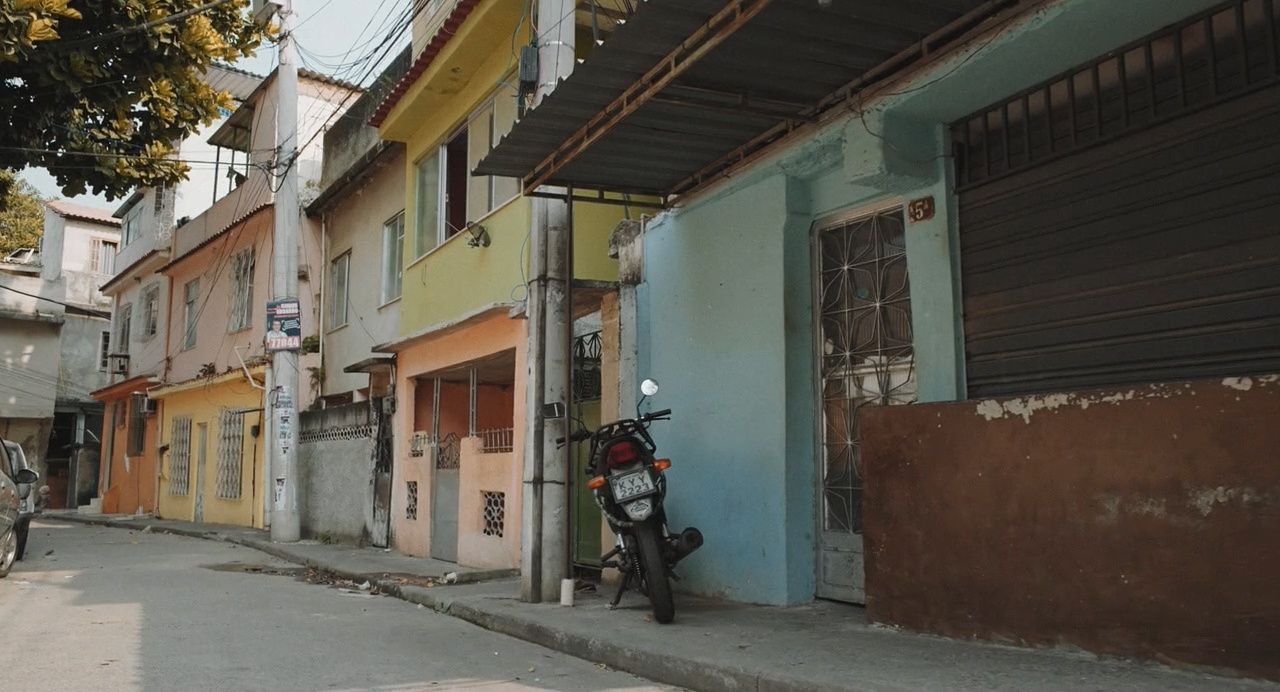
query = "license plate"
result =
(609, 470, 656, 502)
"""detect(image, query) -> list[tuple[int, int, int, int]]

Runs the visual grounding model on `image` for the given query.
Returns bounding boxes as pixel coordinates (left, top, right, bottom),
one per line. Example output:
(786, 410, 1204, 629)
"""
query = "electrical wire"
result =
(0, 283, 110, 316)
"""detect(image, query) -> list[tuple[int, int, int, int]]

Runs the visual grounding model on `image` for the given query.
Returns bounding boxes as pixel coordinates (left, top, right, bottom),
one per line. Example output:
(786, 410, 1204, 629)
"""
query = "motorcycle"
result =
(561, 378, 703, 623)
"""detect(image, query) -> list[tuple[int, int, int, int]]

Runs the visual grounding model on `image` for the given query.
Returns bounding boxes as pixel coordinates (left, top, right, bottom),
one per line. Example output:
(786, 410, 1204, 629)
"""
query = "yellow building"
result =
(370, 0, 628, 568)
(151, 369, 268, 527)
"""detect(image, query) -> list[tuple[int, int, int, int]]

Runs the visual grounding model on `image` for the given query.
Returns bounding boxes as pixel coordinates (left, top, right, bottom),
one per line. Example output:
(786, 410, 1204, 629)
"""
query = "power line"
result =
(0, 146, 274, 173)
(0, 283, 110, 317)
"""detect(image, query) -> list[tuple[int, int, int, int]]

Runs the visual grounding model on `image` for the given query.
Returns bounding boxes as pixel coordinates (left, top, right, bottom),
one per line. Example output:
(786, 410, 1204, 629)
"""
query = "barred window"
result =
(229, 250, 255, 332)
(405, 481, 418, 520)
(169, 417, 192, 495)
(216, 409, 245, 499)
(482, 491, 505, 537)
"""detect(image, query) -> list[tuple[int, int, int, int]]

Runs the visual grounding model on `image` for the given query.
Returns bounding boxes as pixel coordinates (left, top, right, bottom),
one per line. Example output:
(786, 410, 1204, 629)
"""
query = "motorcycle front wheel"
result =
(635, 522, 675, 624)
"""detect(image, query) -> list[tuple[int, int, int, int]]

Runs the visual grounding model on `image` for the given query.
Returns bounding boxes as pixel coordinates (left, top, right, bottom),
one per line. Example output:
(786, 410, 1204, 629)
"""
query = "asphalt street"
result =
(0, 521, 676, 692)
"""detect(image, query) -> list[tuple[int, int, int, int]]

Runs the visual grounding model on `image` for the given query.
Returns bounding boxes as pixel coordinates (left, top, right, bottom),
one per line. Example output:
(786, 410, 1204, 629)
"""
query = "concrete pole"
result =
(269, 0, 301, 542)
(521, 0, 576, 603)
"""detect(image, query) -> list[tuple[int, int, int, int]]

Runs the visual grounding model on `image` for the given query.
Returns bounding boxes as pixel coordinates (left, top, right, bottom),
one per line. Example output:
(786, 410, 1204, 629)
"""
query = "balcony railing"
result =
(477, 427, 514, 454)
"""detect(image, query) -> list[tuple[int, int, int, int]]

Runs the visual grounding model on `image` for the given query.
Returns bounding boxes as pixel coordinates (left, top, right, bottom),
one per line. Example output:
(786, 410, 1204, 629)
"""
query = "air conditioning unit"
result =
(142, 398, 159, 416)
(109, 353, 130, 376)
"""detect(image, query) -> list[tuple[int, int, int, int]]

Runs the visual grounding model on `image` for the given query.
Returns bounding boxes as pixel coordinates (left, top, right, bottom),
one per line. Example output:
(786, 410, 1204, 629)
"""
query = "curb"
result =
(42, 514, 844, 692)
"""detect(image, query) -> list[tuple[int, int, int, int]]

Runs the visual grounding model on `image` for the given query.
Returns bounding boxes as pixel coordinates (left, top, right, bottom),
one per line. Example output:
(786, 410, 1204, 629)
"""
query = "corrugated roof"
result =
(45, 200, 121, 226)
(206, 63, 264, 102)
(476, 0, 1008, 199)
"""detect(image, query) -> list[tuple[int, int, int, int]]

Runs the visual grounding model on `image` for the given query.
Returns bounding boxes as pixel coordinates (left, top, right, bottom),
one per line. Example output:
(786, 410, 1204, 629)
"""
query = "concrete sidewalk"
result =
(46, 513, 1276, 692)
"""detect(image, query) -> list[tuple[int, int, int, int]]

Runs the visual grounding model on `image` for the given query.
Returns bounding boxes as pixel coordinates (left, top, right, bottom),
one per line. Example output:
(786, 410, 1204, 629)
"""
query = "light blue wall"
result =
(638, 175, 813, 604)
(635, 0, 1228, 605)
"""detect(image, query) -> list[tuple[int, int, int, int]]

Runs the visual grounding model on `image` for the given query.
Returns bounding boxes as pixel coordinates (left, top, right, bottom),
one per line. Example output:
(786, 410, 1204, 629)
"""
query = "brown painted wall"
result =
(861, 375, 1280, 679)
(99, 395, 159, 516)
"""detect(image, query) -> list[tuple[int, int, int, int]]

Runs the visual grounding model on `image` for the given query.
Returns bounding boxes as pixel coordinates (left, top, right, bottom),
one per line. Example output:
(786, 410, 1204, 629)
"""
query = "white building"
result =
(0, 200, 120, 508)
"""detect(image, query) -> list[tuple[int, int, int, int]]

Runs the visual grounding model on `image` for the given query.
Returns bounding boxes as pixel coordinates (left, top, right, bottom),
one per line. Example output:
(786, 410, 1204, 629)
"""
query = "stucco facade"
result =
(317, 148, 405, 399)
(4, 201, 118, 505)
(375, 0, 626, 570)
(630, 0, 1233, 606)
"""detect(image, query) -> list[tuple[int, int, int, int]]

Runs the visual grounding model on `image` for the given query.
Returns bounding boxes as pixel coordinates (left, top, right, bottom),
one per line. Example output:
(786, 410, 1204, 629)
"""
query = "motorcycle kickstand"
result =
(608, 571, 631, 609)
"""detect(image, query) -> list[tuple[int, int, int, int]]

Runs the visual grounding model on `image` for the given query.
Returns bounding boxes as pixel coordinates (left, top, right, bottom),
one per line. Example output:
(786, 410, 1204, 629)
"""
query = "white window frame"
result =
(229, 249, 255, 332)
(382, 212, 405, 305)
(89, 238, 117, 275)
(409, 86, 519, 264)
(116, 304, 132, 356)
(329, 251, 350, 329)
(414, 150, 443, 260)
(141, 284, 160, 340)
(122, 206, 141, 246)
(182, 279, 199, 350)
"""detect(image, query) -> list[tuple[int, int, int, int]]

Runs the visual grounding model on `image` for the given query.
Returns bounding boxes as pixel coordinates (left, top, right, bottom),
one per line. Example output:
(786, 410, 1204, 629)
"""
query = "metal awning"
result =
(475, 0, 1011, 201)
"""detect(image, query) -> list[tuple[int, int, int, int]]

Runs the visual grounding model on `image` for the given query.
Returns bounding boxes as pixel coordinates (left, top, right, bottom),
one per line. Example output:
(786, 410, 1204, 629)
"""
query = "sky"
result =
(20, 0, 405, 212)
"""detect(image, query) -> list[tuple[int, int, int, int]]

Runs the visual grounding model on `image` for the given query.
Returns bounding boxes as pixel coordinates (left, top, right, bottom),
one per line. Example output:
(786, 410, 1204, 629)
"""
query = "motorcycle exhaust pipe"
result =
(670, 527, 703, 561)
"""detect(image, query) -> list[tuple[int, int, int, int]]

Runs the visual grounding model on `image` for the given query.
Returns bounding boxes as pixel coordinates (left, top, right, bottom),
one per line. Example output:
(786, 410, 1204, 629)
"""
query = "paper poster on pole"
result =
(265, 298, 302, 351)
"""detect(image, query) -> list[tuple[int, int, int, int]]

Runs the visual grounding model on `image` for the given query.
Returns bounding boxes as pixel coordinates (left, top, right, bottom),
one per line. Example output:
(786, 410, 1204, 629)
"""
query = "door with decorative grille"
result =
(814, 206, 916, 603)
(430, 432, 460, 563)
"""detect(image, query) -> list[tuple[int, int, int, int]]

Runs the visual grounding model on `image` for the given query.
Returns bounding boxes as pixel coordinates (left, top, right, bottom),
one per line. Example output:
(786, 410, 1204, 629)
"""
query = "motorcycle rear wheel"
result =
(635, 522, 674, 624)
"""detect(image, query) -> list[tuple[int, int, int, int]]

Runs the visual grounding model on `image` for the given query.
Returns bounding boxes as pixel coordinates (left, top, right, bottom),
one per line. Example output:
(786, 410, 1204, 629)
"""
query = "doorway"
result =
(430, 431, 460, 562)
(813, 205, 916, 603)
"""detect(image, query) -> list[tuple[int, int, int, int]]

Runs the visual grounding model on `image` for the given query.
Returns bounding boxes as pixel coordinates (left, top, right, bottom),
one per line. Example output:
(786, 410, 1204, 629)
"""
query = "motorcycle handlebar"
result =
(642, 408, 673, 421)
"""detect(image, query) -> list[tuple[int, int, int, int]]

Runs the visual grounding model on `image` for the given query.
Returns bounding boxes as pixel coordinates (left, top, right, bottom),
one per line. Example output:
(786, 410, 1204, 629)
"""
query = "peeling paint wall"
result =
(861, 374, 1280, 679)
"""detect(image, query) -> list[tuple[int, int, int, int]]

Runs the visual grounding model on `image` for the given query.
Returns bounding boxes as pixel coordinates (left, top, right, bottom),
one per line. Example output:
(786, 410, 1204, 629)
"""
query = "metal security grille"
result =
(817, 208, 915, 535)
(482, 491, 505, 537)
(572, 331, 603, 403)
(405, 481, 418, 520)
(435, 432, 460, 470)
(409, 431, 432, 457)
(169, 417, 192, 496)
(215, 409, 245, 499)
(299, 424, 374, 444)
(478, 427, 514, 453)
(954, 0, 1280, 188)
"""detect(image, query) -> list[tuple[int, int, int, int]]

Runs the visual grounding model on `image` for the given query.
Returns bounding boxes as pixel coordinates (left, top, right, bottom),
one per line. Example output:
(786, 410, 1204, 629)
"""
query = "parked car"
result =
(4, 440, 40, 560)
(0, 439, 39, 577)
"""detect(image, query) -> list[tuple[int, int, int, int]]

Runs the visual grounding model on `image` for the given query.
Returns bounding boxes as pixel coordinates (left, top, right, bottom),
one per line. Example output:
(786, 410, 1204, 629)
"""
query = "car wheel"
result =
(15, 520, 28, 561)
(0, 528, 16, 578)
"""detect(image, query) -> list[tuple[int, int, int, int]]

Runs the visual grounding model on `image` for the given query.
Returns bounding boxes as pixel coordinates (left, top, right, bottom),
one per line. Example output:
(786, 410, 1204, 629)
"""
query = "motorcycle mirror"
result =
(541, 402, 567, 419)
(640, 379, 660, 397)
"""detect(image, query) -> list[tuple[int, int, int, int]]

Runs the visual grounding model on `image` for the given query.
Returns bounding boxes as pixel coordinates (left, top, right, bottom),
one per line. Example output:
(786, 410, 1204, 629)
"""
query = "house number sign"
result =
(907, 196, 935, 223)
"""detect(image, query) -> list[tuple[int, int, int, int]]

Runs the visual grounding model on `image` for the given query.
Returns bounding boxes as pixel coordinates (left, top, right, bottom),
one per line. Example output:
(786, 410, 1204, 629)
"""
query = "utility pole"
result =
(268, 0, 301, 543)
(521, 0, 575, 603)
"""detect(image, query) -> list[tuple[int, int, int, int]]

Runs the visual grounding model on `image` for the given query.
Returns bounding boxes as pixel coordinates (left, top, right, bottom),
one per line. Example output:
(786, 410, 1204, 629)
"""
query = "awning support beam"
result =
(521, 0, 777, 194)
(526, 188, 667, 209)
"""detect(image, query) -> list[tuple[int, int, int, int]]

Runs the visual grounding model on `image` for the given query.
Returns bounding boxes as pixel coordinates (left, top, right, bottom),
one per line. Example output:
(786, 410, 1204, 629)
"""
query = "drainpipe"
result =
(522, 0, 576, 603)
(318, 212, 327, 403)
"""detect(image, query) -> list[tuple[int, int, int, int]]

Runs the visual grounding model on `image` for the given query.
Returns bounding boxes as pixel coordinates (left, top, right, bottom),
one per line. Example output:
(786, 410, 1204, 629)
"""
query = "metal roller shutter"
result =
(954, 0, 1280, 397)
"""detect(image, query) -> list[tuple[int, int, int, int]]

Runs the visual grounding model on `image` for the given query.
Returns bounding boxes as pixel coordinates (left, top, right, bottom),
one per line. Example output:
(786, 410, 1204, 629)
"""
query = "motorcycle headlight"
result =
(623, 498, 653, 522)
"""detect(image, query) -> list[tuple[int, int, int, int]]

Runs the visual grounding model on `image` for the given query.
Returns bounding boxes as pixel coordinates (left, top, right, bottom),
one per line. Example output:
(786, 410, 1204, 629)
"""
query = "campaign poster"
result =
(265, 298, 302, 351)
